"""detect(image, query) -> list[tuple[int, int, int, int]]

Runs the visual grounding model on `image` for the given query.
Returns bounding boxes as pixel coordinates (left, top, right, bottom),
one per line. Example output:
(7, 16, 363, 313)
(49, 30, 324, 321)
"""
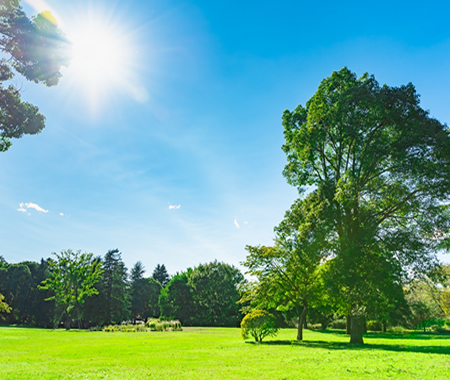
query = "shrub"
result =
(171, 320, 182, 331)
(330, 318, 347, 330)
(145, 318, 182, 331)
(146, 318, 158, 330)
(241, 310, 279, 342)
(366, 320, 382, 331)
(431, 325, 450, 334)
(388, 326, 407, 333)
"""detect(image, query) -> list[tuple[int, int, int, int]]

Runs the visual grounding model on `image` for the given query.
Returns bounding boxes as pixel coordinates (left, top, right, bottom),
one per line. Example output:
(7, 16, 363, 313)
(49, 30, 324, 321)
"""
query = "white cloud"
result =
(169, 204, 181, 210)
(18, 202, 49, 213)
(59, 213, 64, 216)
(234, 219, 240, 229)
(244, 221, 249, 225)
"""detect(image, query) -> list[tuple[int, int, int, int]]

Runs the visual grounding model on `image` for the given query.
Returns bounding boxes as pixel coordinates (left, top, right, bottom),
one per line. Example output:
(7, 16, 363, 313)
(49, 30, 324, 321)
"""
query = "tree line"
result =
(1, 246, 448, 335)
(0, 251, 243, 329)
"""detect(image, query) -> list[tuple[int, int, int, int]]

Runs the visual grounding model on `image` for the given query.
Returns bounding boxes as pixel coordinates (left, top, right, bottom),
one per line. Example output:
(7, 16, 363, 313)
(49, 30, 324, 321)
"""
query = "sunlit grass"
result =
(1, 327, 449, 379)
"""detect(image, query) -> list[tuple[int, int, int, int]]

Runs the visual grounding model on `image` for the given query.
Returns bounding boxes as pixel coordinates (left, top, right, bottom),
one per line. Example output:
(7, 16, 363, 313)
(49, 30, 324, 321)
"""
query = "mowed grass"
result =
(1, 327, 449, 379)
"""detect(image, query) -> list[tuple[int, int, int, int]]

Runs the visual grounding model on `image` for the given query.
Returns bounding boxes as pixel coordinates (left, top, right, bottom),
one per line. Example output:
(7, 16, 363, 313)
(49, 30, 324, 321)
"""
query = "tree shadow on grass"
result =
(251, 337, 450, 355)
(314, 329, 450, 340)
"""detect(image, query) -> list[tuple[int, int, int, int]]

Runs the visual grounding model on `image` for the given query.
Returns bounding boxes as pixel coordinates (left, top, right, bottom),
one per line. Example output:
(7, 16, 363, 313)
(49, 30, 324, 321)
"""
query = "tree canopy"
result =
(0, 0, 69, 152)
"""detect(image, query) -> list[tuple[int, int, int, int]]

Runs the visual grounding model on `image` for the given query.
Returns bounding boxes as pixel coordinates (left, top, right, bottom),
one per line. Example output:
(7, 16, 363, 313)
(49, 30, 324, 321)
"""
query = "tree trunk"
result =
(346, 315, 351, 335)
(350, 315, 364, 344)
(382, 321, 387, 333)
(65, 314, 71, 330)
(296, 301, 308, 341)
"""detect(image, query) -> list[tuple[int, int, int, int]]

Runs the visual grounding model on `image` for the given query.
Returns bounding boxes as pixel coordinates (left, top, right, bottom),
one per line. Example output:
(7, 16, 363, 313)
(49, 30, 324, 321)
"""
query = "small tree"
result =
(241, 193, 330, 340)
(241, 310, 279, 342)
(39, 249, 102, 329)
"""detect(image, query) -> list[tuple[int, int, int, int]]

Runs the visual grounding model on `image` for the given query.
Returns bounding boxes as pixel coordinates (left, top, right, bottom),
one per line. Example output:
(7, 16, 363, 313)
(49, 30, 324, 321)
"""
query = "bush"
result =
(241, 310, 279, 342)
(431, 325, 450, 334)
(145, 318, 182, 331)
(330, 318, 347, 330)
(388, 326, 407, 333)
(367, 320, 383, 332)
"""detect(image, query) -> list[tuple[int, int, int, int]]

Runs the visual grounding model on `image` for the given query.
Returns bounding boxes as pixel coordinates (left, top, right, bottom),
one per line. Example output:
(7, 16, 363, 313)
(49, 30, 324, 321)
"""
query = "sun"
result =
(71, 27, 125, 86)
(63, 13, 142, 110)
(22, 2, 148, 111)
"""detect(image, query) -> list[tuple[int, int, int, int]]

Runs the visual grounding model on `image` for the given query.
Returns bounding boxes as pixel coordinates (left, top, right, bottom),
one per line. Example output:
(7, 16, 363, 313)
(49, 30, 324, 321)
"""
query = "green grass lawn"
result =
(1, 327, 449, 379)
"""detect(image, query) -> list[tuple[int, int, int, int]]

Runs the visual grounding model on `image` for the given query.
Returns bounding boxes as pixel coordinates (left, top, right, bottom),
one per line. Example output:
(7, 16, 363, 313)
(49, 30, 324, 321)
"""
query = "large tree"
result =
(282, 67, 450, 343)
(0, 1, 69, 151)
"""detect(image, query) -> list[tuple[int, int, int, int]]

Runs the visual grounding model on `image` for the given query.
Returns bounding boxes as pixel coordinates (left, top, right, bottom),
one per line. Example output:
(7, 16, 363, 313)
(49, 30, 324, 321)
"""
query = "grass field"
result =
(1, 327, 449, 379)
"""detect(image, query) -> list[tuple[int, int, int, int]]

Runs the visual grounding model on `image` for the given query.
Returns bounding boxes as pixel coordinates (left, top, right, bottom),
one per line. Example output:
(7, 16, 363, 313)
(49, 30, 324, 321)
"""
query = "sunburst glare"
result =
(61, 8, 148, 111)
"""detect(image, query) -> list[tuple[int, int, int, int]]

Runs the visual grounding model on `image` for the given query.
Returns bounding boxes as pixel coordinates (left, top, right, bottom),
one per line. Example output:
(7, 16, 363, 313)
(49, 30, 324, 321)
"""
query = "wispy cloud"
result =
(59, 213, 64, 216)
(169, 204, 181, 210)
(234, 219, 240, 229)
(18, 202, 49, 213)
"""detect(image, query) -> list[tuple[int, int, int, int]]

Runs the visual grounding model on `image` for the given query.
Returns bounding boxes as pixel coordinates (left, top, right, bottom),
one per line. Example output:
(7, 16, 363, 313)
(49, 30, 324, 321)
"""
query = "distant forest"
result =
(0, 250, 244, 329)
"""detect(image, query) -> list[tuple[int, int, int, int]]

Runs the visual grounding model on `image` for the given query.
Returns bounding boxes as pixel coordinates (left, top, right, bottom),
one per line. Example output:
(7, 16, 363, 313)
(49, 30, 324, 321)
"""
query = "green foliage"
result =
(97, 249, 130, 325)
(330, 318, 347, 330)
(0, 259, 55, 326)
(159, 262, 244, 327)
(159, 271, 195, 325)
(431, 324, 450, 334)
(0, 1, 69, 152)
(281, 67, 450, 343)
(152, 264, 169, 288)
(144, 319, 182, 332)
(366, 320, 383, 331)
(241, 310, 279, 342)
(188, 261, 244, 327)
(241, 193, 330, 340)
(39, 249, 102, 329)
(0, 293, 11, 314)
(130, 262, 161, 322)
(143, 318, 182, 331)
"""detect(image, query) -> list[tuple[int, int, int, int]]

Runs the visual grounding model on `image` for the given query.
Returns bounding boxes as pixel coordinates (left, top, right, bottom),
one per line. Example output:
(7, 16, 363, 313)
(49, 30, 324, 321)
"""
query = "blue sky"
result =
(1, 0, 450, 274)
